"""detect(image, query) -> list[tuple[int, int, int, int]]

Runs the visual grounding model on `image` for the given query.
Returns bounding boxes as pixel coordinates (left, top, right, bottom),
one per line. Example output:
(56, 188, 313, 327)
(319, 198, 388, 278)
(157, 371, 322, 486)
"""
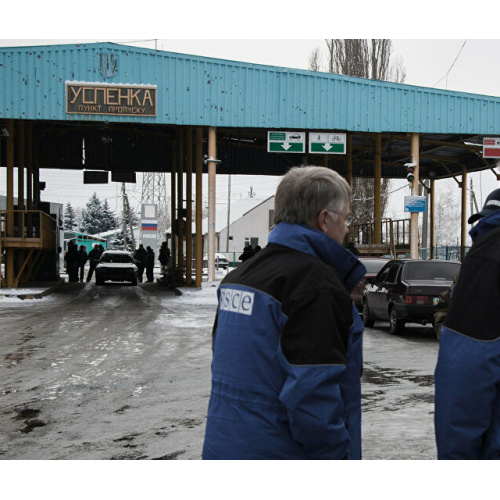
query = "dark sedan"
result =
(351, 257, 391, 310)
(95, 250, 138, 285)
(362, 259, 460, 335)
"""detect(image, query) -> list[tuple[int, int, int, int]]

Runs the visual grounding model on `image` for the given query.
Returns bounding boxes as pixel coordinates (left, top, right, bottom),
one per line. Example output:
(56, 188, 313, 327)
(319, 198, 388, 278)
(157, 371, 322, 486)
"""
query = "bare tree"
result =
(435, 183, 461, 246)
(310, 39, 407, 227)
(308, 47, 321, 72)
(323, 39, 406, 82)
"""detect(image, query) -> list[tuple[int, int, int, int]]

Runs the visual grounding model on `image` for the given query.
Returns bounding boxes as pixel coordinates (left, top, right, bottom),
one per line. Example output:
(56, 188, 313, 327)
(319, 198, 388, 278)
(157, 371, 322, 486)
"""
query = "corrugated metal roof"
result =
(2, 42, 500, 134)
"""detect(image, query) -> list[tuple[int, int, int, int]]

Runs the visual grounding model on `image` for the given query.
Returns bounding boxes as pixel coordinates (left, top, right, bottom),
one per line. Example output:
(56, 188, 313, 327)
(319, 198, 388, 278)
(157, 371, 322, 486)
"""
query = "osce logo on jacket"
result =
(219, 288, 255, 316)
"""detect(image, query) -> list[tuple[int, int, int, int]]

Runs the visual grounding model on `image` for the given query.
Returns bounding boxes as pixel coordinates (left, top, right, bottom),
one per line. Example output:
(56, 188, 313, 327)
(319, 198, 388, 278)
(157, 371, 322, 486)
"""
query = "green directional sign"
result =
(308, 132, 346, 155)
(268, 131, 305, 153)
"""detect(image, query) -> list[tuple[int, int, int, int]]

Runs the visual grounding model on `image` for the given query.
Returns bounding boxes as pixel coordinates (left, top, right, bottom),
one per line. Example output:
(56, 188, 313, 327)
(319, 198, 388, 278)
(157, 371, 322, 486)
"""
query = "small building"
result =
(209, 197, 275, 261)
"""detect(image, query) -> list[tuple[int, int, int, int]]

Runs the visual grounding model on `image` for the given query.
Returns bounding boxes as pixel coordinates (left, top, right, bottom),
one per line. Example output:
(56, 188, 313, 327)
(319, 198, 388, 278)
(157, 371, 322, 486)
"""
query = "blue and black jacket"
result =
(435, 210, 500, 459)
(202, 222, 366, 459)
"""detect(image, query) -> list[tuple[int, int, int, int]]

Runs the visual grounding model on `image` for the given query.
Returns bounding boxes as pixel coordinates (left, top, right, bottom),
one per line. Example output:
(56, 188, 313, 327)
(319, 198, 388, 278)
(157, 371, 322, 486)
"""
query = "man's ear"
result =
(315, 209, 329, 234)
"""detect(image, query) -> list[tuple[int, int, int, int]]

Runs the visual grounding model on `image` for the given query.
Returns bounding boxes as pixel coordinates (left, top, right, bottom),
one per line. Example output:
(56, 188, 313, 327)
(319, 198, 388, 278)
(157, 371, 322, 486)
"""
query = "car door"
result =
(366, 264, 391, 318)
(378, 262, 402, 320)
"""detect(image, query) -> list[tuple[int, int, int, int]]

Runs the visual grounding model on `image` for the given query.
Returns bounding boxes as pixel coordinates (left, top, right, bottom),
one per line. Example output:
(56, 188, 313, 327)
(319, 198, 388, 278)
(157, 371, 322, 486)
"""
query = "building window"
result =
(269, 210, 275, 230)
(244, 237, 259, 248)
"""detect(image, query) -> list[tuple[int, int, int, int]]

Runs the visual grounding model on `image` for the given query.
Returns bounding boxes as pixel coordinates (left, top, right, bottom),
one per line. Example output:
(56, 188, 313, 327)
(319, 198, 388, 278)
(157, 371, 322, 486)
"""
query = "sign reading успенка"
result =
(66, 82, 157, 116)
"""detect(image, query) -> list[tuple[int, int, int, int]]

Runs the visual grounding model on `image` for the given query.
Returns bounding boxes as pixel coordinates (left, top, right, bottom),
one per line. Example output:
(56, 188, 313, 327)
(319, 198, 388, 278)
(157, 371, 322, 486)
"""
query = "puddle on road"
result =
(362, 365, 435, 412)
(13, 407, 47, 434)
(362, 366, 434, 387)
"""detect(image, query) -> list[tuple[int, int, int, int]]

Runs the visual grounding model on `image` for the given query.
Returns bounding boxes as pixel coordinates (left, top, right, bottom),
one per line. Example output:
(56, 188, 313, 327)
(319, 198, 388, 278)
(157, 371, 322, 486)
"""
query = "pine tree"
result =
(64, 202, 78, 231)
(80, 192, 104, 235)
(101, 199, 116, 232)
(110, 229, 133, 252)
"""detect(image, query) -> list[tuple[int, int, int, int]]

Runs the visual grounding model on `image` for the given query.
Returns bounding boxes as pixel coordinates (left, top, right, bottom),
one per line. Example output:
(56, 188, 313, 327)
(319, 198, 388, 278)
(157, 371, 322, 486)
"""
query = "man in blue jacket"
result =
(435, 187, 500, 459)
(202, 166, 366, 460)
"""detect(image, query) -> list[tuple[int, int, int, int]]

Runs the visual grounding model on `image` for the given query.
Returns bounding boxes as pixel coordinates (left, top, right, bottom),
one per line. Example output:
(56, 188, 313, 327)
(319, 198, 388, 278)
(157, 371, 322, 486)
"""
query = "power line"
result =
(433, 40, 468, 88)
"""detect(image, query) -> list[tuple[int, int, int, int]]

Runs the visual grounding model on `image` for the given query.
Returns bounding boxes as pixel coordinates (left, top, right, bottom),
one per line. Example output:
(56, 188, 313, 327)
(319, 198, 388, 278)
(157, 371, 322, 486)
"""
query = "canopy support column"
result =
(346, 134, 353, 186)
(461, 165, 467, 261)
(374, 134, 382, 244)
(6, 120, 15, 287)
(185, 128, 193, 286)
(195, 128, 203, 288)
(410, 133, 420, 259)
(430, 178, 435, 259)
(177, 129, 184, 277)
(170, 138, 177, 268)
(207, 127, 217, 282)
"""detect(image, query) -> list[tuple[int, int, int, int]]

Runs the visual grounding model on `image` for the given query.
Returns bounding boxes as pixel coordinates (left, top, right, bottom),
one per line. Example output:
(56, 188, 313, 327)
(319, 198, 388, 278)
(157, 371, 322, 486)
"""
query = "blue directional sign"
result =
(404, 196, 426, 213)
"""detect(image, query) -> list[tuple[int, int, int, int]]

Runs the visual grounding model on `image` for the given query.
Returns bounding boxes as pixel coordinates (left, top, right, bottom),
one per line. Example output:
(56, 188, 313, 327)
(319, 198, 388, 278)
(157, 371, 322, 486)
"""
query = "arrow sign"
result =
(309, 132, 346, 155)
(268, 131, 305, 153)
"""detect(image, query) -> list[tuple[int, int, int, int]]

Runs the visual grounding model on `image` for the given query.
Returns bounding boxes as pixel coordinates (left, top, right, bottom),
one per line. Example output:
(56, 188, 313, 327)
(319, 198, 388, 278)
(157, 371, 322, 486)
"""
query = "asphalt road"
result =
(0, 281, 439, 460)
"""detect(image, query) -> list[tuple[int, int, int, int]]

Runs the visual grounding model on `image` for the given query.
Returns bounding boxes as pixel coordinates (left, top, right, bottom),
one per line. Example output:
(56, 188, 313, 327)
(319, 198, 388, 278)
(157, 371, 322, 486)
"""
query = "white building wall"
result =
(204, 196, 275, 262)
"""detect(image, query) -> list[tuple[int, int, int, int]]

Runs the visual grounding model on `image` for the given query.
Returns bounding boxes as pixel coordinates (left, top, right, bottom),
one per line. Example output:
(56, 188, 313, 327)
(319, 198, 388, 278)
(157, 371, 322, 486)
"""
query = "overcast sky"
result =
(1, 10, 500, 224)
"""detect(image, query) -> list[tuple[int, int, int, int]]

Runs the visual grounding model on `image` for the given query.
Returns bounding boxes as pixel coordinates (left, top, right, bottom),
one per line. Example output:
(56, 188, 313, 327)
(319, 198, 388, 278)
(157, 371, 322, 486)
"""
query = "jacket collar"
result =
(268, 222, 366, 292)
(469, 210, 500, 242)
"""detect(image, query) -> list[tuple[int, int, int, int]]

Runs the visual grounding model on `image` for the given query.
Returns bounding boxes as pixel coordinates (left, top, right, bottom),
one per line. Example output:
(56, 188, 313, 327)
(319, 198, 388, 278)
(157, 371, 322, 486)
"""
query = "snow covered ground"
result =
(1, 274, 439, 462)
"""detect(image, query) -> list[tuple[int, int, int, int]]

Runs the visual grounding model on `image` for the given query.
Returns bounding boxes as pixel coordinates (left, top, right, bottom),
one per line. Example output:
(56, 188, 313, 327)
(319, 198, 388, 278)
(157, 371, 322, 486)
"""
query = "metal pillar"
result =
(461, 165, 467, 261)
(170, 140, 177, 267)
(410, 133, 420, 260)
(177, 130, 184, 274)
(26, 123, 33, 237)
(346, 134, 353, 186)
(374, 134, 382, 244)
(195, 128, 203, 288)
(185, 128, 193, 285)
(6, 120, 15, 287)
(430, 178, 435, 259)
(207, 127, 217, 282)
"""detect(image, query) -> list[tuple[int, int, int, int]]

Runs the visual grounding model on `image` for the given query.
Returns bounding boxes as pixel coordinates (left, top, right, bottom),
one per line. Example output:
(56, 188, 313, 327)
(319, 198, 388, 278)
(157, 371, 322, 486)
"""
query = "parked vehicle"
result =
(95, 250, 138, 286)
(351, 257, 391, 310)
(203, 253, 229, 271)
(362, 259, 461, 335)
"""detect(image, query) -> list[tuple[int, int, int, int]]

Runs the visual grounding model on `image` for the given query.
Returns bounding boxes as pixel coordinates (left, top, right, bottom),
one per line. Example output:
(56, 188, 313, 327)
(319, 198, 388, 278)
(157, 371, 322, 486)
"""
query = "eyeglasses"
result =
(327, 209, 353, 227)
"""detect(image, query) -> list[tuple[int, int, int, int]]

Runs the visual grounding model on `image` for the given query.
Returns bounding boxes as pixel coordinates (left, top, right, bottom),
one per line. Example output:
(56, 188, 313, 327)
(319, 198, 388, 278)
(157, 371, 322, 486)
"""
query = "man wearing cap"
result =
(435, 188, 500, 459)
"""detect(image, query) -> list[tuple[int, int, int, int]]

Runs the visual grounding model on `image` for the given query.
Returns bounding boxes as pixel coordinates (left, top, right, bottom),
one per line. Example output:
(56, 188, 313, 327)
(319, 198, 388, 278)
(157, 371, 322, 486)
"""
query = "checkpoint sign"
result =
(267, 131, 305, 153)
(309, 132, 346, 154)
(483, 137, 500, 158)
(404, 196, 427, 213)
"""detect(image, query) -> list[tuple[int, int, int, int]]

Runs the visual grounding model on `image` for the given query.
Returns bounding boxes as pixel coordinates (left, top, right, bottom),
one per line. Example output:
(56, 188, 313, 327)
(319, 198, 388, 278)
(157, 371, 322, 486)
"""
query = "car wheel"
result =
(132, 278, 138, 286)
(362, 301, 375, 327)
(389, 307, 405, 335)
(96, 277, 104, 286)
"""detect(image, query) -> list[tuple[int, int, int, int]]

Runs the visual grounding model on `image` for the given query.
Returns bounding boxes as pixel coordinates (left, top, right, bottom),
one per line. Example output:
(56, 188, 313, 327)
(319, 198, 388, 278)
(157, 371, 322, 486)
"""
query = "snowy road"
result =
(0, 281, 439, 460)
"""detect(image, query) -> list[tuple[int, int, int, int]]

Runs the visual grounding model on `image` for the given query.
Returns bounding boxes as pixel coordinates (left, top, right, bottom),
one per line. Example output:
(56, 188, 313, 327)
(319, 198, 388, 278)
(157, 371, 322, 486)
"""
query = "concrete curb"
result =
(0, 279, 64, 300)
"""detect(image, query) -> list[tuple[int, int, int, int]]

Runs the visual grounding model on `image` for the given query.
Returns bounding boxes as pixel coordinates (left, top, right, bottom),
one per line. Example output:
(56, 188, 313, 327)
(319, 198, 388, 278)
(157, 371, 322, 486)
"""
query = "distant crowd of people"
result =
(133, 244, 156, 283)
(238, 245, 261, 262)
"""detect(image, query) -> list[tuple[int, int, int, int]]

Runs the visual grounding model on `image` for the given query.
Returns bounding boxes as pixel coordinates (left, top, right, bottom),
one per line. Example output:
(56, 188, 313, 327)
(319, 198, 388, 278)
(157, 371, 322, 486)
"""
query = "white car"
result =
(203, 253, 229, 270)
(95, 250, 138, 285)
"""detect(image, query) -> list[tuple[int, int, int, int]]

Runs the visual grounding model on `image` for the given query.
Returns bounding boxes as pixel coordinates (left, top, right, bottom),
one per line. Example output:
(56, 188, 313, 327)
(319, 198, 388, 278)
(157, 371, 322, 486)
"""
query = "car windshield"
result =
(403, 261, 460, 281)
(100, 253, 133, 264)
(361, 259, 389, 273)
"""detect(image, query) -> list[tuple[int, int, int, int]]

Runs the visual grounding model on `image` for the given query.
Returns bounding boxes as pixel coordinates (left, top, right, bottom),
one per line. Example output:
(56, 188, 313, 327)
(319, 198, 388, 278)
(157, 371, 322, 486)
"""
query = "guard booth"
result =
(0, 201, 62, 287)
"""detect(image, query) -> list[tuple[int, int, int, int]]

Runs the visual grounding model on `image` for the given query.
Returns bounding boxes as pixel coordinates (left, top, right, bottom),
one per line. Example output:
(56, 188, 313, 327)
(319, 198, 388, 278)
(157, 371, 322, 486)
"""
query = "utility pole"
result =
(226, 175, 231, 253)
(121, 183, 128, 250)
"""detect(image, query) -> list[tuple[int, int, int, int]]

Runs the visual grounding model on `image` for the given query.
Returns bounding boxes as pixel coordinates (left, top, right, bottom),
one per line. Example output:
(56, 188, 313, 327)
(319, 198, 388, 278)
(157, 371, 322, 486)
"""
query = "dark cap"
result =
(468, 188, 500, 224)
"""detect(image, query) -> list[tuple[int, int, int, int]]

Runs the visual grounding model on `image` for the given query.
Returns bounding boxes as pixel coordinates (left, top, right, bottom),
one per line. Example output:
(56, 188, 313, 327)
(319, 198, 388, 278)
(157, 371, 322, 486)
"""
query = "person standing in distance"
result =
(202, 166, 366, 459)
(435, 188, 500, 459)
